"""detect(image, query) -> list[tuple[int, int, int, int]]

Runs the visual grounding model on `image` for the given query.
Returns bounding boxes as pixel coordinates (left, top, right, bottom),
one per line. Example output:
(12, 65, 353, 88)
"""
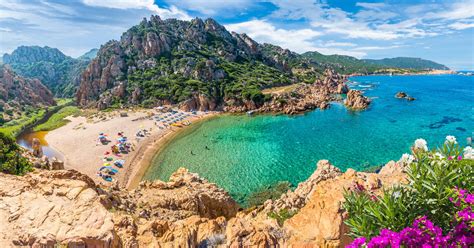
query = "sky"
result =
(0, 0, 473, 70)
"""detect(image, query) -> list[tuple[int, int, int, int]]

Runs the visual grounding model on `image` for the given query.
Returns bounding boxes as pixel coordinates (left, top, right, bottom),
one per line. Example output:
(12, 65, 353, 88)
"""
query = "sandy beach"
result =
(45, 108, 215, 187)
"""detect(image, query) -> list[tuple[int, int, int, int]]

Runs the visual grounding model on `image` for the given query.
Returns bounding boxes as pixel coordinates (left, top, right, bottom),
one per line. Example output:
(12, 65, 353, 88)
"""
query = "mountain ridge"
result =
(0, 65, 56, 122)
(362, 57, 449, 70)
(2, 46, 89, 97)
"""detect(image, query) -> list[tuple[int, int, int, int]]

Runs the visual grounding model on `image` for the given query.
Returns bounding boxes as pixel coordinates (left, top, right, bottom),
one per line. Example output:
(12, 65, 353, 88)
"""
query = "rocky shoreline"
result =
(0, 157, 406, 247)
(180, 69, 371, 115)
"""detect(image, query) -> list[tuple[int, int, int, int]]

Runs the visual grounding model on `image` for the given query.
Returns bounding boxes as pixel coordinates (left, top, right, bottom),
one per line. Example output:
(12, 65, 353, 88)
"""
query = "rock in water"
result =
(395, 91, 416, 101)
(344, 89, 371, 110)
(31, 138, 43, 157)
(395, 92, 407, 98)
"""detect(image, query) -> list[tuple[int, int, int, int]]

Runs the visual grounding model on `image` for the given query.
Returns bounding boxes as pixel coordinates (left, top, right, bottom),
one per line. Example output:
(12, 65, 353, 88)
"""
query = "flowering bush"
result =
(343, 136, 474, 247)
(348, 189, 474, 247)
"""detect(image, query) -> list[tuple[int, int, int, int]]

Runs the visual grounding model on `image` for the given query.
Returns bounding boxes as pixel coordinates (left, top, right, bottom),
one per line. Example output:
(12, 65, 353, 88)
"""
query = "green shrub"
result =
(342, 137, 474, 239)
(267, 208, 297, 226)
(0, 132, 32, 175)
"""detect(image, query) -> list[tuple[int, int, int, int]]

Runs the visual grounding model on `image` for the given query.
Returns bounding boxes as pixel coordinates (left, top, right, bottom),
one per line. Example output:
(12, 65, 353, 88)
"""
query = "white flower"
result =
(399, 153, 415, 164)
(445, 135, 457, 144)
(434, 152, 445, 159)
(414, 138, 428, 151)
(463, 146, 473, 159)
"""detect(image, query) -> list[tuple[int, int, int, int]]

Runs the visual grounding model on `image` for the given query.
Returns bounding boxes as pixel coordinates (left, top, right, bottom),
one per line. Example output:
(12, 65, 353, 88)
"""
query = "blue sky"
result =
(0, 0, 473, 70)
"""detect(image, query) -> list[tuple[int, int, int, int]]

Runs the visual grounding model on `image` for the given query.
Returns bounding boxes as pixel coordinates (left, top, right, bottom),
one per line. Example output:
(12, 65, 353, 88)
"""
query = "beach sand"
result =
(45, 109, 214, 187)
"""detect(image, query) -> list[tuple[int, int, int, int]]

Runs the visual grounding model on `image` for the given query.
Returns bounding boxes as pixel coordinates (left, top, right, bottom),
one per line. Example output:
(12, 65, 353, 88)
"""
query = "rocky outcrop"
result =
(344, 89, 371, 110)
(179, 93, 218, 112)
(0, 158, 406, 247)
(108, 167, 239, 221)
(2, 46, 89, 97)
(0, 170, 117, 247)
(224, 69, 354, 114)
(283, 160, 406, 247)
(75, 15, 326, 110)
(395, 91, 416, 101)
(0, 65, 55, 121)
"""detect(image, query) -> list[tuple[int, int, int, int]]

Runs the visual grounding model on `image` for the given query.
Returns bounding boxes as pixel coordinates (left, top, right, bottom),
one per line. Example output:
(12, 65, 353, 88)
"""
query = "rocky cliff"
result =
(2, 46, 90, 97)
(0, 158, 406, 247)
(0, 65, 55, 120)
(76, 15, 325, 110)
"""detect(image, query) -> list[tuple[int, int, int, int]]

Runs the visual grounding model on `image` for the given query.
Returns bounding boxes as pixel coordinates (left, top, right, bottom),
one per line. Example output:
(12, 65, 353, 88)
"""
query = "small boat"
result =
(247, 110, 256, 116)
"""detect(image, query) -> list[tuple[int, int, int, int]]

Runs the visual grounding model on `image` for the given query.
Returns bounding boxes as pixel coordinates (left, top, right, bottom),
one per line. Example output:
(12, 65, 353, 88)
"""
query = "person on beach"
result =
(191, 151, 195, 155)
(205, 146, 210, 150)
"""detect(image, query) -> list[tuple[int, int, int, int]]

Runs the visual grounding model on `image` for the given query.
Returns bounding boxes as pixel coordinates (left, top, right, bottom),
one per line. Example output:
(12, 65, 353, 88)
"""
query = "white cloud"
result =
(226, 19, 367, 58)
(449, 21, 474, 30)
(314, 48, 367, 58)
(352, 45, 403, 51)
(165, 0, 255, 15)
(225, 19, 321, 53)
(323, 41, 357, 47)
(82, 0, 191, 20)
(428, 1, 474, 20)
(355, 2, 386, 9)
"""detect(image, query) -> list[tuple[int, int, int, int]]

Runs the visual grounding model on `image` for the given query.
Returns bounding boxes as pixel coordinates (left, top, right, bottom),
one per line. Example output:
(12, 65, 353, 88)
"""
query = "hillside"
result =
(77, 48, 99, 61)
(0, 65, 55, 123)
(2, 46, 89, 97)
(363, 57, 449, 70)
(301, 51, 384, 74)
(76, 16, 326, 110)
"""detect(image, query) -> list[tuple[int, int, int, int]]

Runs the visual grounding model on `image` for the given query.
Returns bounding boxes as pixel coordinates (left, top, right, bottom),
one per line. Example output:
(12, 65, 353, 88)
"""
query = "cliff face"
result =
(76, 15, 323, 110)
(0, 65, 55, 119)
(2, 46, 89, 97)
(0, 160, 406, 247)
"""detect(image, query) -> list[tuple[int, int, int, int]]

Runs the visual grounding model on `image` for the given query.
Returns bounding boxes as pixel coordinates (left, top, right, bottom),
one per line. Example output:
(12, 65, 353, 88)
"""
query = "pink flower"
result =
(448, 156, 453, 160)
(347, 237, 366, 248)
(457, 155, 462, 160)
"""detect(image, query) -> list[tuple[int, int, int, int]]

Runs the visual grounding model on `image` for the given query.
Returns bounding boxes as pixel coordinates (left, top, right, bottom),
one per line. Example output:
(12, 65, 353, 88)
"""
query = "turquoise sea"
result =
(144, 75, 473, 203)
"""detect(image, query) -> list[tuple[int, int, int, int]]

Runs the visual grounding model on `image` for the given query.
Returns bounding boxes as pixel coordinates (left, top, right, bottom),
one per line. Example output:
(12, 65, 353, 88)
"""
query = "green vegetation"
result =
(302, 51, 384, 74)
(0, 132, 32, 175)
(33, 106, 80, 132)
(0, 108, 48, 137)
(363, 57, 449, 70)
(302, 52, 449, 74)
(125, 53, 293, 107)
(267, 208, 298, 226)
(0, 98, 74, 137)
(343, 138, 473, 239)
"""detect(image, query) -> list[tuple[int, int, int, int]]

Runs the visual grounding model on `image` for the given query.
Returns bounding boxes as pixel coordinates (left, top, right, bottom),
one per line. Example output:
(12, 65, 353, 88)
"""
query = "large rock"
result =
(344, 89, 371, 110)
(179, 93, 218, 112)
(395, 91, 416, 101)
(0, 170, 118, 247)
(283, 161, 406, 247)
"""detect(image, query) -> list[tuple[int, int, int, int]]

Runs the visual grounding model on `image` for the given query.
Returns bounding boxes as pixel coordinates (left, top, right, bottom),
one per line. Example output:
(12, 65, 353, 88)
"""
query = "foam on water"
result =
(144, 75, 473, 203)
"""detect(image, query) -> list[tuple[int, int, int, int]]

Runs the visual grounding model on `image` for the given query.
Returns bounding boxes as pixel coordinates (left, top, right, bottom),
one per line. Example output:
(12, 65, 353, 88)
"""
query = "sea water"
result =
(144, 75, 473, 203)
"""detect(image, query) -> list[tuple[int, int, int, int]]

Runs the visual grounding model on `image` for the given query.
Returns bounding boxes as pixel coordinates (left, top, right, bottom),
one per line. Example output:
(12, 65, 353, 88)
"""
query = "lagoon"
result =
(144, 75, 473, 203)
